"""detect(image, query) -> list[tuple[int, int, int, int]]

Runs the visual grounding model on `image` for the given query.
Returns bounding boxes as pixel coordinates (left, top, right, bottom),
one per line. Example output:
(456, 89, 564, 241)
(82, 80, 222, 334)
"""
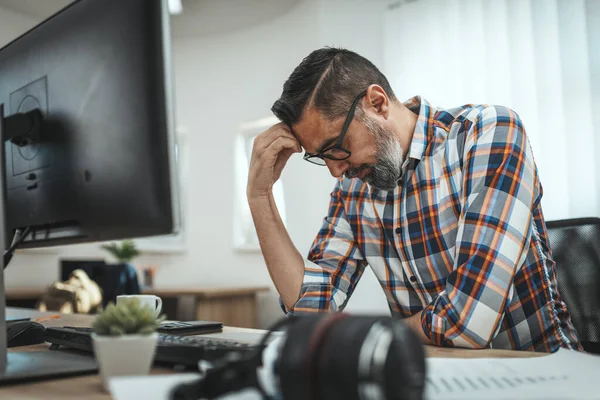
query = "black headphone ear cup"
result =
(276, 315, 326, 400)
(385, 320, 427, 400)
(316, 316, 385, 400)
(275, 315, 426, 400)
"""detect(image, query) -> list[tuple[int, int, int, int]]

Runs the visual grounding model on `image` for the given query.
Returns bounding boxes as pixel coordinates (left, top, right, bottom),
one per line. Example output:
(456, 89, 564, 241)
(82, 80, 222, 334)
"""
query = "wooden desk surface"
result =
(424, 344, 544, 359)
(0, 308, 544, 399)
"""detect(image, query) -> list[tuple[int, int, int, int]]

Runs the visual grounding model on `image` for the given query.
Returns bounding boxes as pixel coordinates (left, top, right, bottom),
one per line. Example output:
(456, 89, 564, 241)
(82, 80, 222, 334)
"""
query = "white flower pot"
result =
(92, 332, 158, 390)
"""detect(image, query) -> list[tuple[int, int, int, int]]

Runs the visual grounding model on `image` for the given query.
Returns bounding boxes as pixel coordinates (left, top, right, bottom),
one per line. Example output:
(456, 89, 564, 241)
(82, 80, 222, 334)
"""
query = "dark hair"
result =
(271, 47, 396, 127)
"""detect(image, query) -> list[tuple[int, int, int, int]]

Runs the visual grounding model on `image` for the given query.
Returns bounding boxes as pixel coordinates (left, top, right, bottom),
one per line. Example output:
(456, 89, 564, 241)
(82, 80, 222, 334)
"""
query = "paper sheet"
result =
(110, 373, 201, 400)
(109, 373, 263, 400)
(425, 349, 600, 400)
(110, 348, 600, 400)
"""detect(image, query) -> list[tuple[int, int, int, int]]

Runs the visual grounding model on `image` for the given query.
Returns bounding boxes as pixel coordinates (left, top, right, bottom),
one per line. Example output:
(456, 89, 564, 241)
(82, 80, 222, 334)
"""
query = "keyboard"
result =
(44, 326, 262, 368)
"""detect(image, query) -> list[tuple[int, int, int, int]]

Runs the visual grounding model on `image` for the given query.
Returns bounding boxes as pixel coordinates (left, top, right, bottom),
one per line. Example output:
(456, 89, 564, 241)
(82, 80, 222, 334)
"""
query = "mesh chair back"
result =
(546, 218, 600, 353)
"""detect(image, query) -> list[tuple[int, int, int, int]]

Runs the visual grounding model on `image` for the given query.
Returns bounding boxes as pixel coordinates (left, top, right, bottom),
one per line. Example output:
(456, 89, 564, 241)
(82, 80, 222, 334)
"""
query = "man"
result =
(247, 47, 581, 352)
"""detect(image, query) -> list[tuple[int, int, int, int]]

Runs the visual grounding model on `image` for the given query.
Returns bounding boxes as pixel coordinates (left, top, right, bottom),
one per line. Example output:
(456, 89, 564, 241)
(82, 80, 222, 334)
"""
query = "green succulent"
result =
(101, 239, 140, 264)
(92, 298, 164, 336)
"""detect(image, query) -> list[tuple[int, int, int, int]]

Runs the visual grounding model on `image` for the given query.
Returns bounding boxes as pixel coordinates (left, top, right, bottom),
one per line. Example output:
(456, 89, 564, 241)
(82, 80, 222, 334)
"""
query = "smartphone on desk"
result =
(157, 320, 223, 336)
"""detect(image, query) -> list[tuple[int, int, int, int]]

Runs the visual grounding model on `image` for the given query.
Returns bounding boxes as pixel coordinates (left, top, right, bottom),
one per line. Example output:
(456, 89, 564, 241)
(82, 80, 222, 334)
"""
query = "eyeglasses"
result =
(303, 89, 367, 166)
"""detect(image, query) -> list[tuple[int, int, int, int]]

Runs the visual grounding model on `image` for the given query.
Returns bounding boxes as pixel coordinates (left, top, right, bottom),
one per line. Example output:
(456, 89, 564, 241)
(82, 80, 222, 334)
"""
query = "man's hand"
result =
(247, 123, 301, 201)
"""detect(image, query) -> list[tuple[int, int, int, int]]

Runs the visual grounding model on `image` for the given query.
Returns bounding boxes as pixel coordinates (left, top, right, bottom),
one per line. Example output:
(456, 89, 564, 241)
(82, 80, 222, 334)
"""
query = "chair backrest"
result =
(546, 218, 600, 353)
(93, 263, 141, 306)
(60, 259, 141, 307)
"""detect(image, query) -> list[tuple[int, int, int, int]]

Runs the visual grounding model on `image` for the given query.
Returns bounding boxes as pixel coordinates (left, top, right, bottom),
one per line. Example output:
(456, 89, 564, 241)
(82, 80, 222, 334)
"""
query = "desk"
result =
(6, 286, 270, 328)
(0, 307, 544, 399)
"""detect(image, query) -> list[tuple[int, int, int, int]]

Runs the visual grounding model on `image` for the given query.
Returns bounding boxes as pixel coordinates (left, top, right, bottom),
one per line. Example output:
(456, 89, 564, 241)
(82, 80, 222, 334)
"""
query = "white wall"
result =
(0, 6, 37, 46)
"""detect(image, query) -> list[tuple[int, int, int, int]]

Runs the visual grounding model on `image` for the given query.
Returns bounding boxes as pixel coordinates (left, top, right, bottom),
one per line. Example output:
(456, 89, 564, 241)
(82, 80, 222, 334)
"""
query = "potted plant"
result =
(101, 239, 140, 264)
(91, 297, 164, 390)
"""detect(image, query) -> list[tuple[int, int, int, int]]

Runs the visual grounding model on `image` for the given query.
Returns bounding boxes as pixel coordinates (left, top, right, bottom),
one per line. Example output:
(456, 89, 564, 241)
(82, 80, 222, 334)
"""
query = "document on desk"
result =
(110, 349, 599, 400)
(109, 373, 263, 400)
(110, 374, 200, 400)
(425, 349, 600, 400)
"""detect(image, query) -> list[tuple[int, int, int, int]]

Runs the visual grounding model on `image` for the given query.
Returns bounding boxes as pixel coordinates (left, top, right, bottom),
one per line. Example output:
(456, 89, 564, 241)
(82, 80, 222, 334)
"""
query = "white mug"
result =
(116, 294, 162, 317)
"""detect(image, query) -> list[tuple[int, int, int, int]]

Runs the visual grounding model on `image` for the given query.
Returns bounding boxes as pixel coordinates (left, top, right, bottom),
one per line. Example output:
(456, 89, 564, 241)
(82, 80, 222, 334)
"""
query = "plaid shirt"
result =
(284, 97, 582, 352)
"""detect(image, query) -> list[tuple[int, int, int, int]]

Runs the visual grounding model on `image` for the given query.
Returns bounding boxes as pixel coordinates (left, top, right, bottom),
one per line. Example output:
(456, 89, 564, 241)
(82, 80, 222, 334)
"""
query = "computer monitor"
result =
(0, 0, 179, 383)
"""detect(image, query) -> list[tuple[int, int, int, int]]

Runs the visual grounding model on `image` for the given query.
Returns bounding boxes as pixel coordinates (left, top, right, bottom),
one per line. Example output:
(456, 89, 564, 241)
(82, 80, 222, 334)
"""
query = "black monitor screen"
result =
(0, 0, 179, 249)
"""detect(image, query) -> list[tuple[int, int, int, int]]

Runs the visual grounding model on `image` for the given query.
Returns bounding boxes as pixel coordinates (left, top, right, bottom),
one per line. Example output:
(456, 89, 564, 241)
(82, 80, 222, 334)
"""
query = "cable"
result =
(170, 316, 297, 400)
(3, 226, 32, 269)
(258, 315, 296, 349)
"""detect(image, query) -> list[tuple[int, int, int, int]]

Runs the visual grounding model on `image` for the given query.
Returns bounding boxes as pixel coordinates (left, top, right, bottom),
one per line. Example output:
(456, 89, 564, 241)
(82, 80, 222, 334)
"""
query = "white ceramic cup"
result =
(116, 294, 162, 317)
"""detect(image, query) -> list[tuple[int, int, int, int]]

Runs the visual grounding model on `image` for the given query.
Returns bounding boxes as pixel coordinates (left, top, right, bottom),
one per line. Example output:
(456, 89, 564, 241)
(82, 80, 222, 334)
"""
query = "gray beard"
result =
(345, 117, 404, 191)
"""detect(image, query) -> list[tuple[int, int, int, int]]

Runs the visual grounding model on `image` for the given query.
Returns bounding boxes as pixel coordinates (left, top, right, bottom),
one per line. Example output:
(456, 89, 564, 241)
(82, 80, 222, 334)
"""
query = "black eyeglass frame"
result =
(303, 89, 368, 166)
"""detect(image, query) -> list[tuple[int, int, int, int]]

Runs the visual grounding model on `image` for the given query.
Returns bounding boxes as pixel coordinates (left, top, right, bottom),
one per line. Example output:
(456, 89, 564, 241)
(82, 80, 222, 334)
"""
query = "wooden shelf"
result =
(143, 287, 269, 298)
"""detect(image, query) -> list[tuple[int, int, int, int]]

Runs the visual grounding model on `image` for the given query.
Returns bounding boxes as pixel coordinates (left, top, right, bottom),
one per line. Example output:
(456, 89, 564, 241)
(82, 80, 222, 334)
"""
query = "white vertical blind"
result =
(556, 0, 596, 216)
(384, 0, 600, 220)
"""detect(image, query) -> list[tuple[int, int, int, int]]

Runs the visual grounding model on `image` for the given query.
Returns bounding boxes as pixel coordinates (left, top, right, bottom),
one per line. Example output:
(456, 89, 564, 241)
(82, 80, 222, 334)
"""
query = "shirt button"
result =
(409, 276, 417, 282)
(395, 227, 402, 234)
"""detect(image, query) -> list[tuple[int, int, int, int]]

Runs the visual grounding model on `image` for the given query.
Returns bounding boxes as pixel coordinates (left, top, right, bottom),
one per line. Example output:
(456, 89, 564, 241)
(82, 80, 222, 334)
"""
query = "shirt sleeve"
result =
(420, 106, 538, 348)
(280, 179, 367, 315)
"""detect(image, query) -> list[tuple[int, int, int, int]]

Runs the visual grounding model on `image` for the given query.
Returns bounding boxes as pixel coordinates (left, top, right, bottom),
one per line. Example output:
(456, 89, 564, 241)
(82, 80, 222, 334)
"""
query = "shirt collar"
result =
(403, 96, 436, 162)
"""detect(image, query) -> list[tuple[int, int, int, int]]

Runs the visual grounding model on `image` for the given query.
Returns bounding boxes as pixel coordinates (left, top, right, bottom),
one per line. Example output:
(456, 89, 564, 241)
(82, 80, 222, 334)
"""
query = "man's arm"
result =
(248, 193, 305, 309)
(294, 179, 366, 314)
(419, 106, 537, 348)
(248, 122, 367, 312)
(247, 123, 305, 310)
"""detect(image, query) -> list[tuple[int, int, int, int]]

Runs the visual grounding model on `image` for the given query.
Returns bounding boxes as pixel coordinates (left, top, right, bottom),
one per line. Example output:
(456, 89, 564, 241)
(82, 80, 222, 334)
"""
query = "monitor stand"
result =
(0, 104, 98, 384)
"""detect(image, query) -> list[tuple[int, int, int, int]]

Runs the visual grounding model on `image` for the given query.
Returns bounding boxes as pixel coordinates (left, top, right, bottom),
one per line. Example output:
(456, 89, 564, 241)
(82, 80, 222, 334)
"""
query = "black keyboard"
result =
(44, 326, 261, 368)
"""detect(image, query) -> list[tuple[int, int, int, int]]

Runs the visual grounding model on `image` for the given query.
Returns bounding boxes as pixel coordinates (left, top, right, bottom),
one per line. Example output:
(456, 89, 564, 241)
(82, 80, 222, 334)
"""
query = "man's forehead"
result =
(292, 108, 341, 151)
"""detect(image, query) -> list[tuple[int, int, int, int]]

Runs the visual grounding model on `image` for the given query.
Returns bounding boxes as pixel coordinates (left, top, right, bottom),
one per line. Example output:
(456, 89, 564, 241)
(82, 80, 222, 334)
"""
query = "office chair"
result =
(95, 263, 141, 306)
(546, 218, 600, 354)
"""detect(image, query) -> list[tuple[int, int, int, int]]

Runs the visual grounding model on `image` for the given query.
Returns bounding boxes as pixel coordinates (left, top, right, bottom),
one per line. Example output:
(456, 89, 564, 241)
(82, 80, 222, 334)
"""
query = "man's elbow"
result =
(279, 284, 339, 315)
(447, 322, 497, 349)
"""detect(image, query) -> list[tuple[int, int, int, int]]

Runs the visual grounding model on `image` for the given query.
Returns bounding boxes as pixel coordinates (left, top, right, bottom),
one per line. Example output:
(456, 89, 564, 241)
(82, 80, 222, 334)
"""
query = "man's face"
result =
(293, 106, 404, 191)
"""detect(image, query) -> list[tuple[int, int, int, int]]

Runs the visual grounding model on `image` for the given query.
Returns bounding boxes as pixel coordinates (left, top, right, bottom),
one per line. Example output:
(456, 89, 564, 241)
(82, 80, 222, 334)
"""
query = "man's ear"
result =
(364, 84, 390, 119)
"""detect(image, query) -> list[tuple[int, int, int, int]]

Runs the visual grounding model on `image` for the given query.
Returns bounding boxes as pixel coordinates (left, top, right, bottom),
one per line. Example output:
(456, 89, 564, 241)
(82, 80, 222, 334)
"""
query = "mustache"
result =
(345, 164, 373, 179)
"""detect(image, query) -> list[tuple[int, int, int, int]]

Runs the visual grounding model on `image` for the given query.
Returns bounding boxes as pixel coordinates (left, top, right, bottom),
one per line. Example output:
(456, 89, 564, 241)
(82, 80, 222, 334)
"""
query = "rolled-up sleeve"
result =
(280, 180, 366, 315)
(420, 106, 537, 348)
